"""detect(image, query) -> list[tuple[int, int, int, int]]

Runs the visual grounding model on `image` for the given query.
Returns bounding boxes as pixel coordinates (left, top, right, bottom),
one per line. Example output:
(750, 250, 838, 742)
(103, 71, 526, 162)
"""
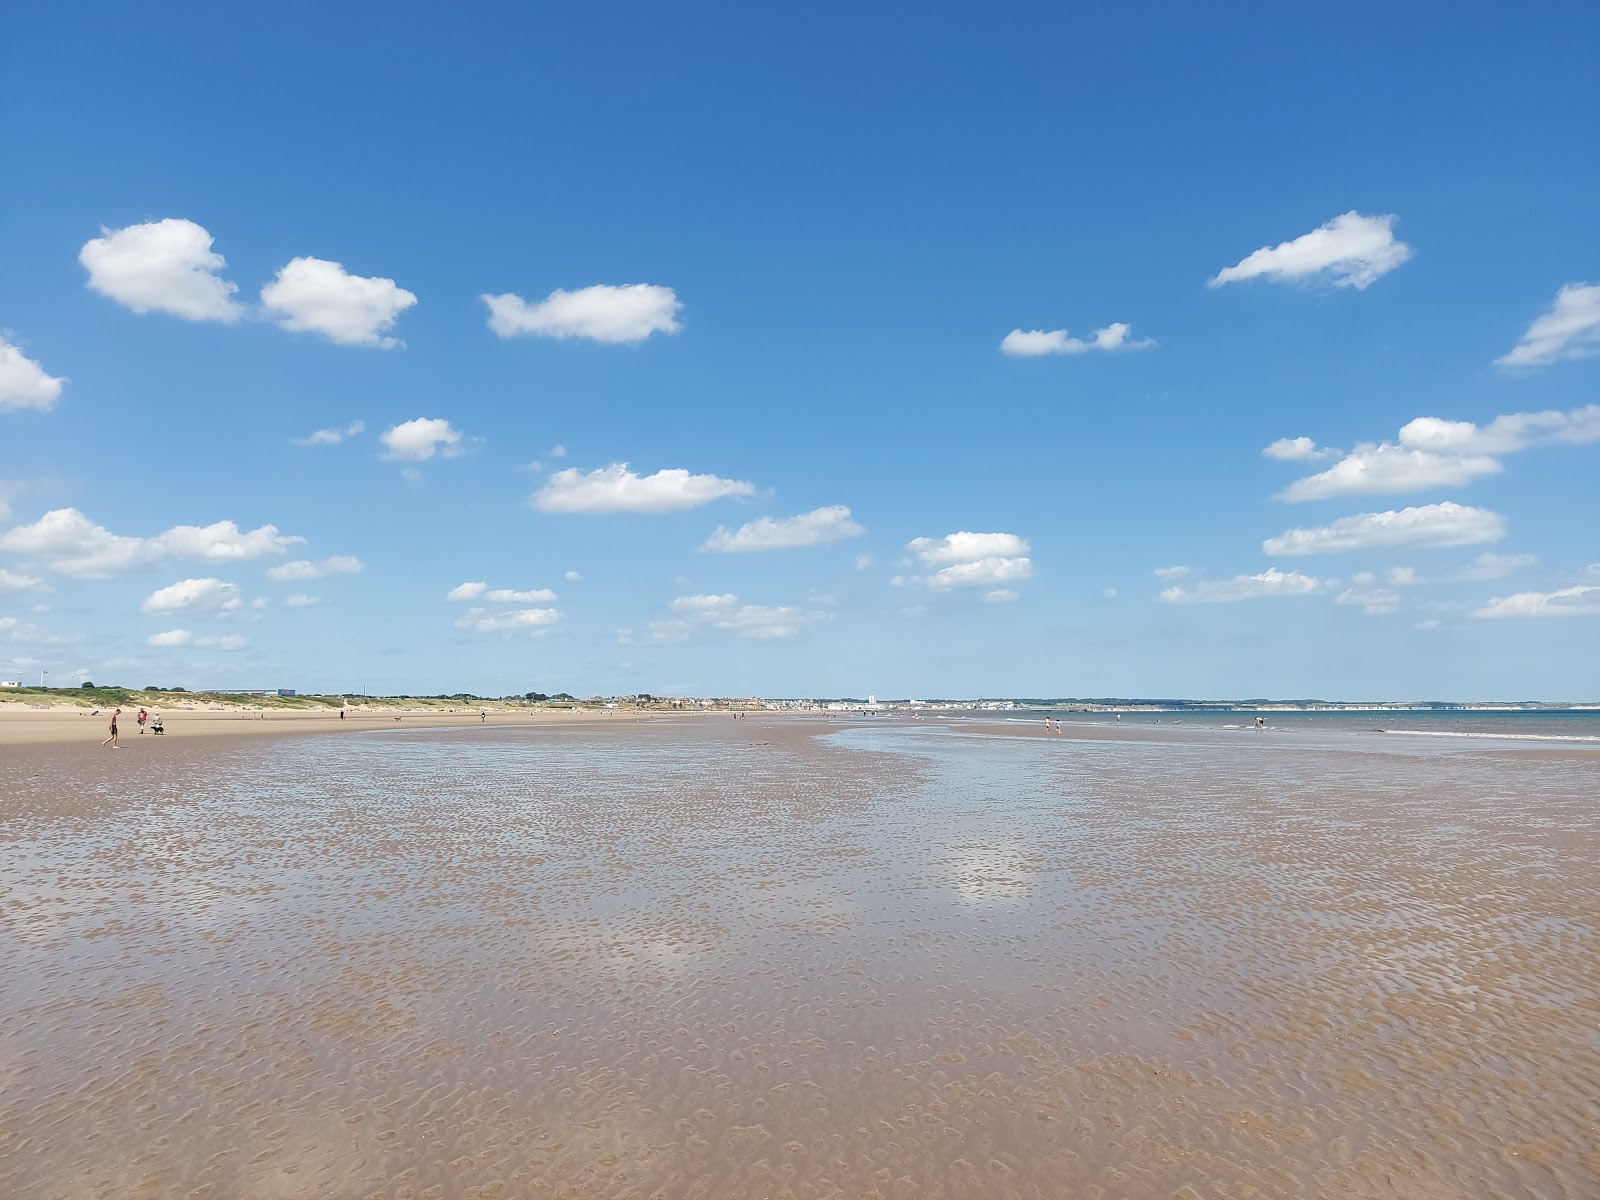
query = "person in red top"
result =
(136, 707, 148, 734)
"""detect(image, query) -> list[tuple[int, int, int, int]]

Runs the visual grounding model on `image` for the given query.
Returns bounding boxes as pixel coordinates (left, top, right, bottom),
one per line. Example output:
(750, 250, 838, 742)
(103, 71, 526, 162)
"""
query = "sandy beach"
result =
(3, 715, 1596, 1198)
(0, 703, 677, 746)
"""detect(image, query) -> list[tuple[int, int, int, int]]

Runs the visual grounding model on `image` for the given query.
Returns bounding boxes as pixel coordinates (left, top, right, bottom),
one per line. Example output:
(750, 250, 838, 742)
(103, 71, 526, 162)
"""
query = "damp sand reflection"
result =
(2, 718, 1596, 1198)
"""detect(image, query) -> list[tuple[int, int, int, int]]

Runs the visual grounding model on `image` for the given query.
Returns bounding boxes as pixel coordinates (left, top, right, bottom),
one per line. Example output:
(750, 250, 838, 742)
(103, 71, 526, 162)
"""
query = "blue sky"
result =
(2, 2, 1597, 700)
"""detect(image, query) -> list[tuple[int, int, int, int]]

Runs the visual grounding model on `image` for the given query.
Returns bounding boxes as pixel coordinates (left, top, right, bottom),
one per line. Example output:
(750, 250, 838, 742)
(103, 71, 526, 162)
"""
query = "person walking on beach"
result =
(136, 707, 148, 734)
(480, 708, 486, 723)
(102, 707, 121, 749)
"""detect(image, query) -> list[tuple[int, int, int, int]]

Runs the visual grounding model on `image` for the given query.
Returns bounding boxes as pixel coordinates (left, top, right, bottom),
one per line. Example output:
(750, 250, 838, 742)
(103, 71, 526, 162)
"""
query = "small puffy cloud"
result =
(533, 463, 755, 514)
(1457, 553, 1534, 581)
(1263, 502, 1506, 556)
(0, 568, 44, 592)
(1153, 565, 1192, 579)
(1160, 568, 1327, 603)
(266, 556, 363, 582)
(453, 606, 561, 634)
(1473, 586, 1600, 619)
(380, 417, 464, 461)
(296, 420, 364, 446)
(854, 554, 874, 570)
(1387, 566, 1423, 586)
(0, 509, 300, 578)
(284, 594, 319, 607)
(549, 444, 567, 458)
(1000, 322, 1154, 357)
(1209, 211, 1412, 290)
(483, 284, 681, 343)
(447, 581, 556, 602)
(0, 334, 66, 412)
(1496, 283, 1600, 368)
(1335, 586, 1400, 615)
(563, 569, 582, 582)
(146, 629, 193, 647)
(79, 218, 244, 321)
(984, 589, 1020, 603)
(260, 257, 416, 347)
(702, 506, 866, 552)
(143, 577, 242, 613)
(1262, 436, 1337, 461)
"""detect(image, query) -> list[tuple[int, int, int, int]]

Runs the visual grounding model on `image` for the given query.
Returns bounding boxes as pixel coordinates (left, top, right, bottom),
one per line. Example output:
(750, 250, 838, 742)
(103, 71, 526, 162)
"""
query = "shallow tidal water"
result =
(2, 718, 1597, 1199)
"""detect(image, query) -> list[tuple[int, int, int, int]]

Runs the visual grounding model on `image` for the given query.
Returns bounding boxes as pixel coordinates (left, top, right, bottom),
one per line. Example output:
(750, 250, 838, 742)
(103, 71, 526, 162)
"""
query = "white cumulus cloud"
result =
(446, 581, 556, 603)
(0, 509, 301, 578)
(701, 506, 866, 552)
(1263, 502, 1506, 556)
(1262, 436, 1337, 461)
(533, 463, 755, 514)
(145, 629, 246, 650)
(0, 568, 44, 592)
(1278, 404, 1600, 501)
(1000, 322, 1154, 357)
(79, 218, 244, 321)
(284, 594, 319, 607)
(1496, 283, 1600, 367)
(1153, 565, 1192, 579)
(984, 589, 1020, 603)
(160, 520, 304, 561)
(381, 417, 465, 461)
(563, 569, 582, 582)
(1473, 586, 1600, 619)
(901, 530, 1033, 592)
(1281, 445, 1503, 501)
(453, 606, 561, 634)
(1160, 569, 1327, 603)
(296, 420, 364, 446)
(908, 532, 1030, 565)
(260, 257, 416, 347)
(1209, 211, 1412, 290)
(0, 334, 66, 412)
(142, 577, 242, 613)
(266, 556, 363, 582)
(483, 284, 681, 343)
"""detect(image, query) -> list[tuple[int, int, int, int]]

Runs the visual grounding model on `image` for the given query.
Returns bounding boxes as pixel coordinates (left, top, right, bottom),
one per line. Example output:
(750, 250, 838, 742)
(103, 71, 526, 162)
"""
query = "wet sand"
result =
(2, 717, 1596, 1198)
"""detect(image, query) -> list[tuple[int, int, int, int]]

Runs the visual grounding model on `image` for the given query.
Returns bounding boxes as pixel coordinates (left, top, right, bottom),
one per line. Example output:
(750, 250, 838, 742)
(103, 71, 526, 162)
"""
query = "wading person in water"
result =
(102, 707, 121, 749)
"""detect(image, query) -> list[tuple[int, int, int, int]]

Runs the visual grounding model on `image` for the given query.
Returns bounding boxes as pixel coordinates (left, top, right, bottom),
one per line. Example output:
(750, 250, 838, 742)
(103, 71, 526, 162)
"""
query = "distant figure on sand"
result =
(102, 707, 121, 748)
(1255, 716, 1265, 730)
(480, 709, 487, 723)
(151, 713, 164, 735)
(136, 707, 148, 734)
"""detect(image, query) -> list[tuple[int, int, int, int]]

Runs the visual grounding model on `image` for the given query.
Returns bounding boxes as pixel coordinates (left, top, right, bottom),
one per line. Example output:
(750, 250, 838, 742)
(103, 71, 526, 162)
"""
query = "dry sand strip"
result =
(0, 705, 718, 748)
